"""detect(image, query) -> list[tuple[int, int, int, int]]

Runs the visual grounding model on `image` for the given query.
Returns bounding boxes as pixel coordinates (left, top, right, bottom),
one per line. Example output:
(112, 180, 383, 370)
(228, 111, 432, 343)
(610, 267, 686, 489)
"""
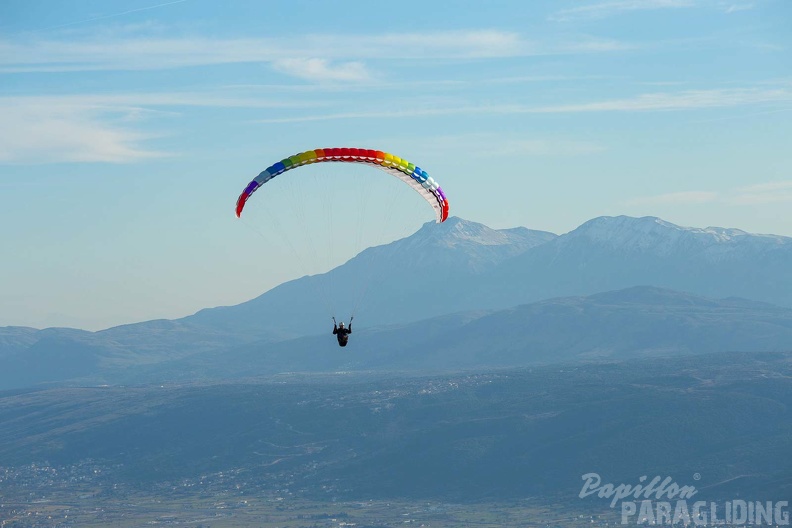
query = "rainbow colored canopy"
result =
(235, 148, 449, 223)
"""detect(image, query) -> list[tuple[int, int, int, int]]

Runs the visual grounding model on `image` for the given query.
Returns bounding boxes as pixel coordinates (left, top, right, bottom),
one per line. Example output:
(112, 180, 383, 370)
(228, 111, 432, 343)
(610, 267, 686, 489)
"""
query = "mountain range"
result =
(3, 215, 792, 389)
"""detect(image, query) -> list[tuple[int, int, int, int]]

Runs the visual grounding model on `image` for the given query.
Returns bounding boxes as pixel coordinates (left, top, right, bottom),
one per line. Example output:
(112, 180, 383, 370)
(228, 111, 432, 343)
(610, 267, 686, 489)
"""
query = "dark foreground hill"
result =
(1, 352, 790, 502)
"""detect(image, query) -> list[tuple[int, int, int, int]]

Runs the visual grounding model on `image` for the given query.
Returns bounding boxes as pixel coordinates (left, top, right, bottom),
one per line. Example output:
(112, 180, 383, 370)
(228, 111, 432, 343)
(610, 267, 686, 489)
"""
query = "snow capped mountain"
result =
(559, 216, 792, 255)
(348, 216, 556, 273)
(568, 215, 792, 266)
(477, 215, 792, 310)
(564, 216, 791, 258)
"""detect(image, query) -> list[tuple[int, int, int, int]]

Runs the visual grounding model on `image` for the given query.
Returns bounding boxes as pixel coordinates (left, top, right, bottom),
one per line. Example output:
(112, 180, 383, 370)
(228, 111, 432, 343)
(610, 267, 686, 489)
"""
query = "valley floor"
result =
(0, 485, 614, 528)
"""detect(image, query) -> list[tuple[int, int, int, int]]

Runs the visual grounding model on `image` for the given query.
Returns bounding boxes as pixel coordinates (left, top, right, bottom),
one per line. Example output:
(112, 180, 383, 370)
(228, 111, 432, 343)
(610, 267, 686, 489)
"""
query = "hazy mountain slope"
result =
(0, 327, 120, 389)
(0, 327, 40, 359)
(111, 309, 493, 383)
(6, 285, 792, 389)
(185, 217, 557, 337)
(112, 286, 792, 384)
(0, 321, 253, 389)
(429, 286, 792, 366)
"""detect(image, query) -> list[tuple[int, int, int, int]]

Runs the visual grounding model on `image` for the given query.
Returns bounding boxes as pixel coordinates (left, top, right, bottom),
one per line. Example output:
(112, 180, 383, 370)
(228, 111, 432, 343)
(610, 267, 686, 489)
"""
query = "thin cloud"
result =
(730, 192, 792, 205)
(0, 91, 324, 164)
(534, 88, 792, 113)
(723, 3, 754, 14)
(738, 181, 792, 193)
(256, 86, 792, 123)
(0, 90, 332, 164)
(628, 181, 792, 207)
(731, 181, 792, 204)
(627, 191, 720, 206)
(0, 31, 630, 74)
(0, 92, 318, 110)
(404, 134, 606, 158)
(222, 74, 610, 95)
(481, 139, 606, 157)
(689, 107, 792, 123)
(0, 100, 168, 164)
(6, 84, 787, 163)
(549, 0, 696, 21)
(272, 59, 371, 83)
(254, 105, 526, 124)
(637, 81, 689, 86)
(43, 0, 189, 31)
(0, 113, 166, 164)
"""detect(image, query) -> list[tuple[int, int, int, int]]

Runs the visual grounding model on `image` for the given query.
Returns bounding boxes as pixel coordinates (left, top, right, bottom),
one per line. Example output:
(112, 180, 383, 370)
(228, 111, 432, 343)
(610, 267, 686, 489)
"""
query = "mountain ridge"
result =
(4, 215, 792, 389)
(471, 214, 792, 310)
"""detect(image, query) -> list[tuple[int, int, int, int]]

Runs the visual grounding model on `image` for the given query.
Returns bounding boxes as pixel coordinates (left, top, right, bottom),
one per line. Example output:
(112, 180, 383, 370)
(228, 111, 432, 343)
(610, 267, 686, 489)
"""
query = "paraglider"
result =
(235, 147, 449, 346)
(333, 317, 352, 347)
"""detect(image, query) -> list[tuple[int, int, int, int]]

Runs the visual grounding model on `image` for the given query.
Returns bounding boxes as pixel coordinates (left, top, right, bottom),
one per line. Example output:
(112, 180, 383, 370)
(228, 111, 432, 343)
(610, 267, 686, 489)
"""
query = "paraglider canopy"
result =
(235, 147, 449, 223)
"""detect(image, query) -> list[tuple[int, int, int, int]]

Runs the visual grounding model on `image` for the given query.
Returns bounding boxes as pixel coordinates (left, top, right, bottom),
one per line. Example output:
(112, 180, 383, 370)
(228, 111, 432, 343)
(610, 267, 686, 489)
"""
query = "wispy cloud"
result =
(256, 86, 792, 123)
(723, 3, 754, 14)
(738, 181, 792, 193)
(689, 107, 792, 123)
(272, 59, 371, 83)
(43, 0, 189, 30)
(221, 74, 611, 95)
(548, 0, 756, 21)
(533, 87, 792, 112)
(0, 103, 167, 164)
(628, 181, 792, 206)
(637, 81, 690, 87)
(0, 92, 318, 110)
(5, 83, 787, 164)
(0, 30, 630, 75)
(395, 133, 607, 158)
(254, 105, 524, 124)
(627, 191, 720, 205)
(731, 181, 792, 204)
(549, 0, 696, 22)
(0, 91, 322, 164)
(471, 138, 606, 157)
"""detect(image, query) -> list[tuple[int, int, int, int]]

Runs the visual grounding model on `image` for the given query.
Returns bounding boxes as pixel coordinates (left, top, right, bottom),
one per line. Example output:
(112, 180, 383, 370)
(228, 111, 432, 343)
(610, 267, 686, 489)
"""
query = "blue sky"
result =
(1, 0, 790, 330)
